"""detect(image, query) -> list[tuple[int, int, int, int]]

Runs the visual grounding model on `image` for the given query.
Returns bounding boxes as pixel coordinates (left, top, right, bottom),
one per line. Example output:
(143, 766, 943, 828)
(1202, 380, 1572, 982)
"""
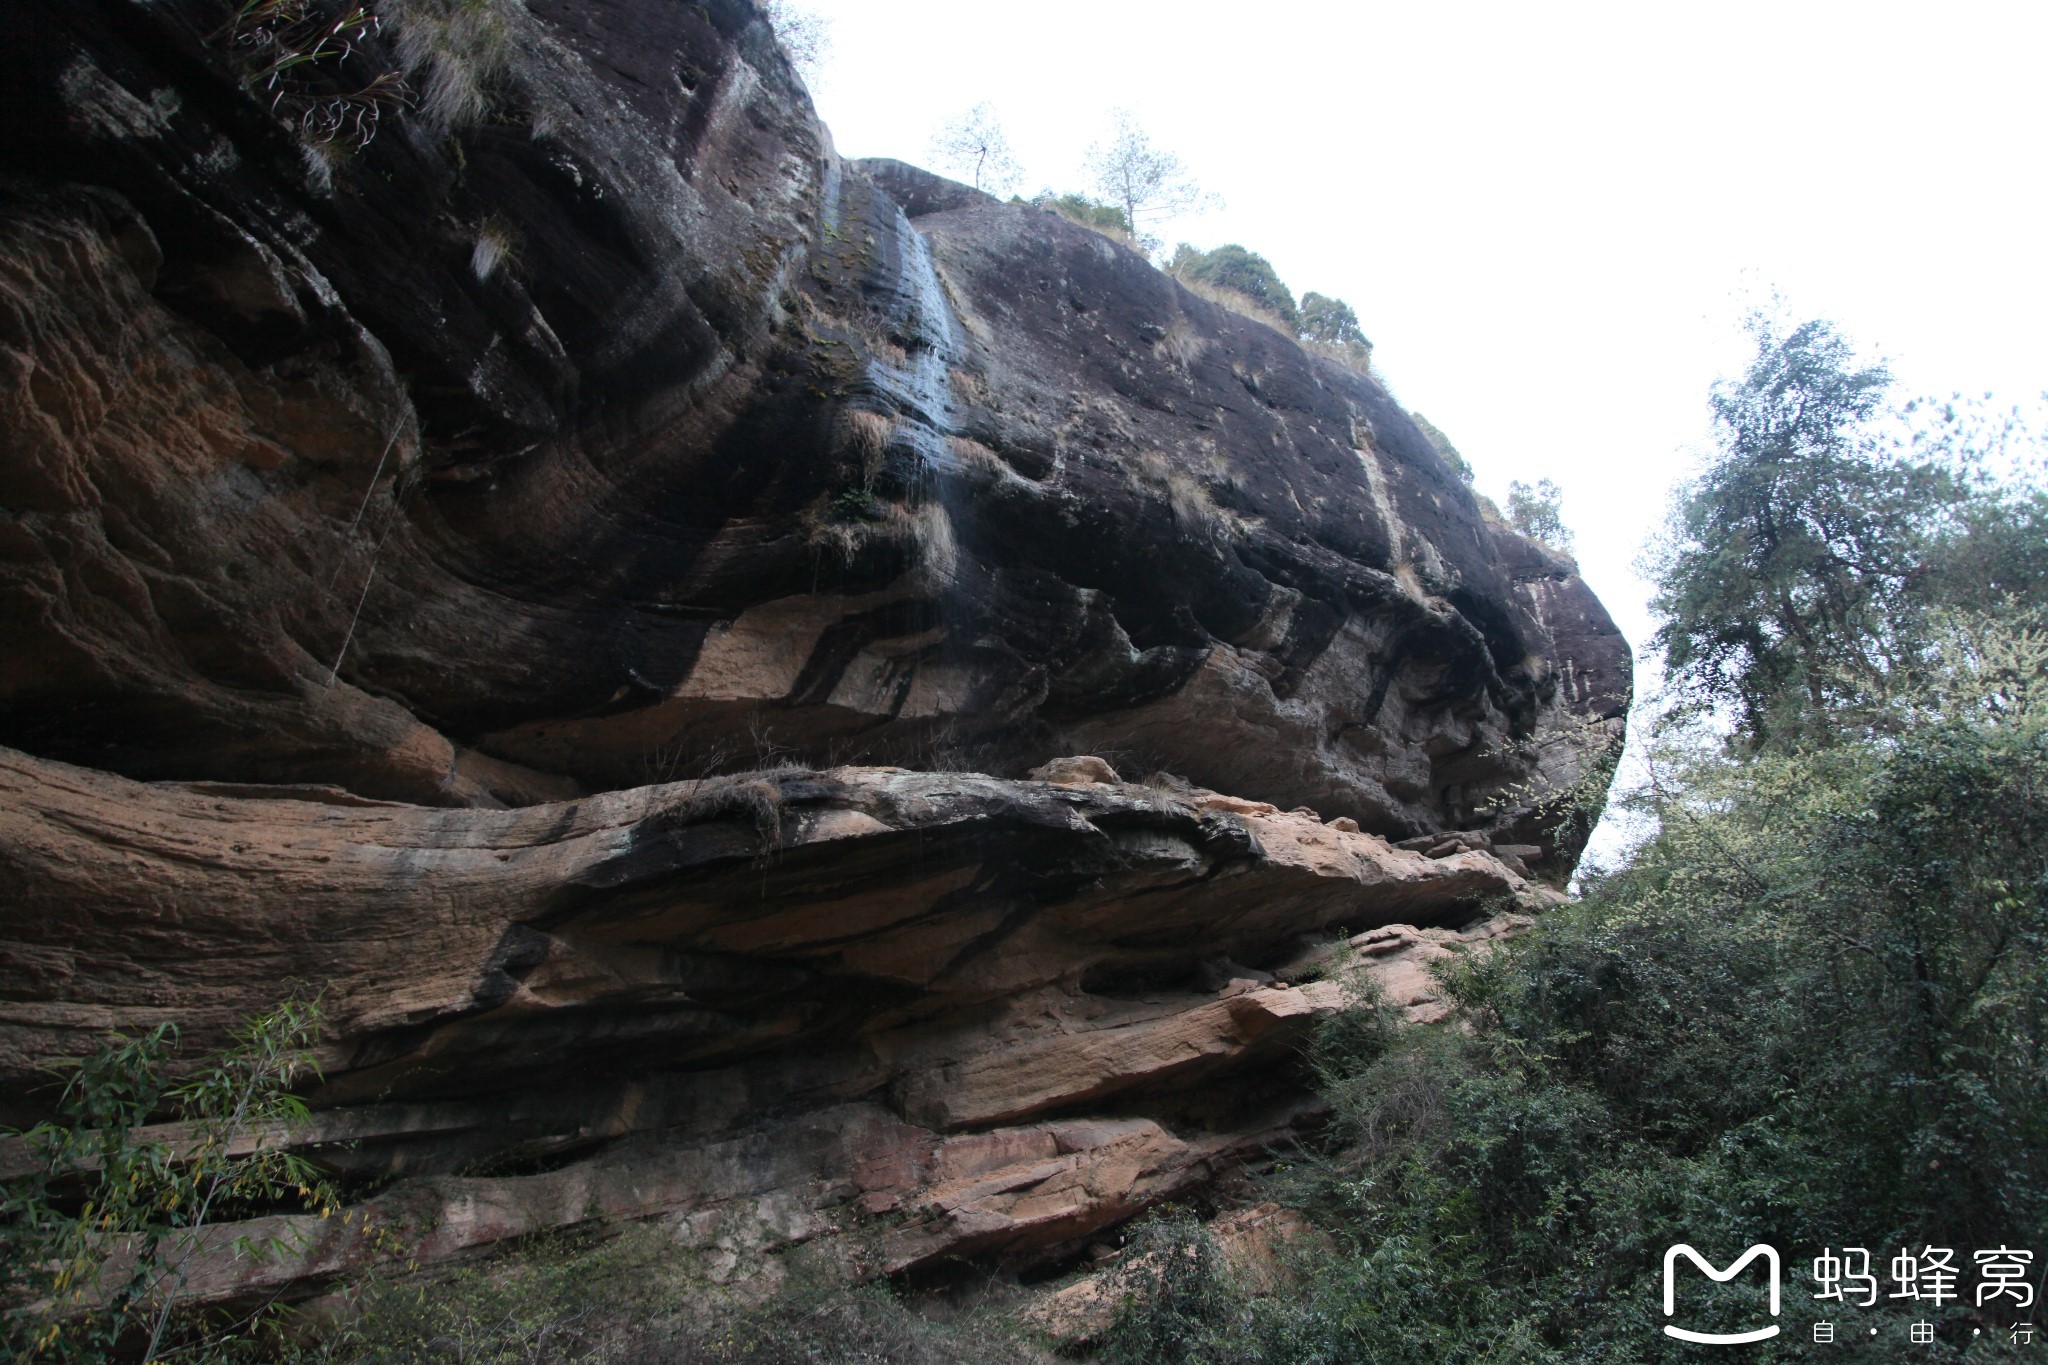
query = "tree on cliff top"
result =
(1300, 291, 1374, 373)
(929, 103, 1022, 195)
(1085, 111, 1214, 253)
(1299, 292, 1367, 349)
(1507, 478, 1573, 552)
(1166, 243, 1299, 331)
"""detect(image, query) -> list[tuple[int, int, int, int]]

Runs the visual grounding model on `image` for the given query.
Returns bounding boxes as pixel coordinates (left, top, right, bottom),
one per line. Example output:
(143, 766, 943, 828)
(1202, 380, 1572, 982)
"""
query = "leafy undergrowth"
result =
(1080, 632, 2048, 1364)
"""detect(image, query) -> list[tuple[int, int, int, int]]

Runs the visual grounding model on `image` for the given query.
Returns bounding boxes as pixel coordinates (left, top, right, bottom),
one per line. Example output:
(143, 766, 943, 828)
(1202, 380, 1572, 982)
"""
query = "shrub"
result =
(1034, 192, 1135, 244)
(1063, 601, 2047, 1362)
(1244, 613, 2048, 1361)
(1166, 244, 1298, 332)
(1, 998, 339, 1362)
(1298, 292, 1366, 349)
(1096, 1208, 1243, 1365)
(287, 1225, 1049, 1363)
(831, 487, 888, 522)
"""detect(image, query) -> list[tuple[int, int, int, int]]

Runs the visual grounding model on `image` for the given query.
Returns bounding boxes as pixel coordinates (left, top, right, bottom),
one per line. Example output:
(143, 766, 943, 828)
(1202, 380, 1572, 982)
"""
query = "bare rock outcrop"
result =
(1, 0, 1625, 852)
(2, 747, 1547, 1299)
(0, 0, 1631, 1312)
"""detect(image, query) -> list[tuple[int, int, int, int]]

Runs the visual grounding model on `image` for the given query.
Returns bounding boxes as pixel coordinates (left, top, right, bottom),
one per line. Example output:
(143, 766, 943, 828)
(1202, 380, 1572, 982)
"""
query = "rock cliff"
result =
(0, 0, 1628, 1305)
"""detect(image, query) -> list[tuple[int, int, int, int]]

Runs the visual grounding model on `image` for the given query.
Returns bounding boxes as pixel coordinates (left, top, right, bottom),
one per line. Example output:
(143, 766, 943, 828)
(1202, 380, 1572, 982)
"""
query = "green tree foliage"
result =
(1643, 316, 2048, 747)
(1298, 292, 1367, 348)
(1166, 243, 1299, 331)
(1097, 1209, 1245, 1365)
(1408, 412, 1475, 483)
(1298, 292, 1374, 375)
(1035, 191, 1132, 237)
(1507, 477, 1574, 551)
(1086, 611, 2048, 1363)
(1, 999, 340, 1362)
(1078, 328, 2047, 1363)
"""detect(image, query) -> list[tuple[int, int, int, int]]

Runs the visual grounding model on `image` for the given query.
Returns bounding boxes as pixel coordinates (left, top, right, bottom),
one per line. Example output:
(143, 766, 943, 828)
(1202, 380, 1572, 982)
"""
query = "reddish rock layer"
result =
(0, 746, 1547, 1297)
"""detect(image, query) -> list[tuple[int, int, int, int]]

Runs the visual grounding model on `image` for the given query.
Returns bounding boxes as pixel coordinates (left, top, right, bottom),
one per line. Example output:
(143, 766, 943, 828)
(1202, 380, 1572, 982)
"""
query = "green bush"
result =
(1097, 1209, 1244, 1365)
(1165, 244, 1299, 332)
(1035, 192, 1133, 238)
(832, 486, 887, 522)
(1298, 292, 1367, 349)
(1, 999, 338, 1362)
(1082, 680, 2041, 1361)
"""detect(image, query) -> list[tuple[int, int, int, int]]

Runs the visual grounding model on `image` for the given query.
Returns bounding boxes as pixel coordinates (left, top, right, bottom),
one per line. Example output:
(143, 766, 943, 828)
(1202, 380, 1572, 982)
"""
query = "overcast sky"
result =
(798, 1, 2048, 859)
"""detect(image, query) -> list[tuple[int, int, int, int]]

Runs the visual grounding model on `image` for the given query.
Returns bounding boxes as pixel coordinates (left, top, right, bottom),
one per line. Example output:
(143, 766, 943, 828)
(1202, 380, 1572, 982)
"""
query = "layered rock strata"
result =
(1, 746, 1550, 1299)
(0, 0, 1630, 1312)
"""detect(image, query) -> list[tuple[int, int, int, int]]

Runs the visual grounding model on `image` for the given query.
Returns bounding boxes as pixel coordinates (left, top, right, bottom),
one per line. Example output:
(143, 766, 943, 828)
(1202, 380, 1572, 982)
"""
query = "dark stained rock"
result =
(0, 0, 1631, 1310)
(0, 0, 823, 801)
(857, 157, 1001, 218)
(0, 0, 1626, 856)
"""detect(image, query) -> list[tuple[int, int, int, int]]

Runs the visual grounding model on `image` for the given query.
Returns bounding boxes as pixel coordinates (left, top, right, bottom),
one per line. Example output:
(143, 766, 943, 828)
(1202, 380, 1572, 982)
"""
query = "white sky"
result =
(800, 1, 2048, 860)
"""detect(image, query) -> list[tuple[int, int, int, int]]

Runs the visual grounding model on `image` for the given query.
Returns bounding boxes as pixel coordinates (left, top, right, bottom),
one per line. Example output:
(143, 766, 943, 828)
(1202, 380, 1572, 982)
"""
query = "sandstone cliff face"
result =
(0, 747, 1555, 1293)
(0, 0, 1628, 1304)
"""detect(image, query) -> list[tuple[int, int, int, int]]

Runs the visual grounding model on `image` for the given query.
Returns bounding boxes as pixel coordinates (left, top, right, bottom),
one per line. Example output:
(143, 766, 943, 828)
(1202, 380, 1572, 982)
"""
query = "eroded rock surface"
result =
(1, 0, 1625, 851)
(0, 0, 1628, 1310)
(2, 747, 1547, 1296)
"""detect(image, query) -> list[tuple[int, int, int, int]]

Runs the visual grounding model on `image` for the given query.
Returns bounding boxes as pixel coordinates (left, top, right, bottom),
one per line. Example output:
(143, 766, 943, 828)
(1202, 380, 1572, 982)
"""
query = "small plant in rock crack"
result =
(469, 214, 523, 281)
(217, 0, 407, 150)
(830, 487, 887, 522)
(380, 0, 519, 131)
(0, 996, 348, 1362)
